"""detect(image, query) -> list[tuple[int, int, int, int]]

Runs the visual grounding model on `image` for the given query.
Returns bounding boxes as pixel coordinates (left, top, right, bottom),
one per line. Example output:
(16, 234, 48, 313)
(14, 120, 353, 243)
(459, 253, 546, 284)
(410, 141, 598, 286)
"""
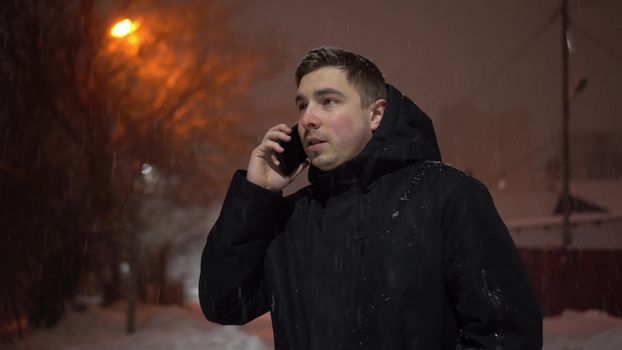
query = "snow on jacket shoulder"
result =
(199, 84, 542, 349)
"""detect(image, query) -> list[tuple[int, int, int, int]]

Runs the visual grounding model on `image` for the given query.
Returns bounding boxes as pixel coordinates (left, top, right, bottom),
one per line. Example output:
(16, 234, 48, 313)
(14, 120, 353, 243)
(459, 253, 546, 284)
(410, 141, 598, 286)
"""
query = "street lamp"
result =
(110, 19, 139, 38)
(110, 18, 141, 48)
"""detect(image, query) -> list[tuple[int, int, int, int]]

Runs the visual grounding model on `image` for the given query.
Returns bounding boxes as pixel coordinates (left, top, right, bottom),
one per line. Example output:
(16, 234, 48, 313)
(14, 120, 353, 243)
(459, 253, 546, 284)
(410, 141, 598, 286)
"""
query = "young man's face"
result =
(295, 67, 385, 171)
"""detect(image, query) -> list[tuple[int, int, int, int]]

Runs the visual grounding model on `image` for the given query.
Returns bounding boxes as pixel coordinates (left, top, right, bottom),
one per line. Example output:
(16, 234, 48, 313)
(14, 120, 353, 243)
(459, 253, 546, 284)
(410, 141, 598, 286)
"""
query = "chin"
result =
(311, 157, 342, 172)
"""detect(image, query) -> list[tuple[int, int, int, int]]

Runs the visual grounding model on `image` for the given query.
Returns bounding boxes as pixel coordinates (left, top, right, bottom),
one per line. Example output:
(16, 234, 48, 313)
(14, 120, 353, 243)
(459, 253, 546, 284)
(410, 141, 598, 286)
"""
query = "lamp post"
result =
(110, 18, 140, 334)
(561, 0, 572, 247)
(560, 0, 589, 247)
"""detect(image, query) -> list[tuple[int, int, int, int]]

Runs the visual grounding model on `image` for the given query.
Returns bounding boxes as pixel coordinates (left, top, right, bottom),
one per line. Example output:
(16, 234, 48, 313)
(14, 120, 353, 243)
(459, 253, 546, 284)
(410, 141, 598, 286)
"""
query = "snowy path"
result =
(4, 303, 621, 349)
(4, 303, 271, 350)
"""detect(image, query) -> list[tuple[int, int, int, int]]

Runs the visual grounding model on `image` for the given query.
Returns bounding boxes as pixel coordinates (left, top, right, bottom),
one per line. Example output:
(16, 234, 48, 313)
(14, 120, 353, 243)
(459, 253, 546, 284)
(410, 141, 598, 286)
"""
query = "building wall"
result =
(510, 215, 622, 316)
(519, 248, 622, 316)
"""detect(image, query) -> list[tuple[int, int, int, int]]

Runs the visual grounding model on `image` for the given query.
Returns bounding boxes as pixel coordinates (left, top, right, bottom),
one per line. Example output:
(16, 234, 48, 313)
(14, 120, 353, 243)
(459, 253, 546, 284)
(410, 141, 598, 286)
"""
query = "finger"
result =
(265, 130, 292, 143)
(270, 153, 280, 166)
(269, 123, 292, 134)
(288, 159, 310, 178)
(260, 139, 284, 154)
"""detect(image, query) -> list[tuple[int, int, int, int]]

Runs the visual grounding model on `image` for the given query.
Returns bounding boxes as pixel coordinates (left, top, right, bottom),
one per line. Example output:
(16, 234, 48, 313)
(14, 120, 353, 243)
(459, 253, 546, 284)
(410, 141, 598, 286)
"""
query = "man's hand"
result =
(247, 124, 308, 192)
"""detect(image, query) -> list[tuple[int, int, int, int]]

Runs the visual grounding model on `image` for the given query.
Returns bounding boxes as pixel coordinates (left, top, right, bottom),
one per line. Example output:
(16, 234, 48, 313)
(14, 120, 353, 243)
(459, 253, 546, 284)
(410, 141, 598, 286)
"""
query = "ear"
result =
(369, 99, 386, 131)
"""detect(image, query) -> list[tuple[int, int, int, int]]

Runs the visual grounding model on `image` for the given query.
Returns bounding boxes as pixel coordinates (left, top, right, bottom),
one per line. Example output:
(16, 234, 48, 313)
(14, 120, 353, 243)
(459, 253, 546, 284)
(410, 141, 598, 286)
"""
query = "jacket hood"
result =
(308, 84, 441, 195)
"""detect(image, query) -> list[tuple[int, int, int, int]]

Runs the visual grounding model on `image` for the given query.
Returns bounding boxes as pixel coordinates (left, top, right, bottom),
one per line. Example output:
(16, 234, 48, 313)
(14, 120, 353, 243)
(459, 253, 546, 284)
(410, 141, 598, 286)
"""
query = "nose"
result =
(299, 104, 321, 130)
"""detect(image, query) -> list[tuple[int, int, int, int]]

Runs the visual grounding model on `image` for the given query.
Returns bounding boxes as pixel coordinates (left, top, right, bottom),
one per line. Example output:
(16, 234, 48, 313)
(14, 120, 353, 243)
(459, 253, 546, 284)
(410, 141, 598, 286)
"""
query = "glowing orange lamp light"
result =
(110, 19, 138, 38)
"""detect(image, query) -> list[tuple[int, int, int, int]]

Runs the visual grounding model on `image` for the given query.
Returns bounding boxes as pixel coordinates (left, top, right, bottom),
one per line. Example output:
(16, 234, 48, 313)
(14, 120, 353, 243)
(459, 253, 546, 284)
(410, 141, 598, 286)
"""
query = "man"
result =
(199, 47, 542, 349)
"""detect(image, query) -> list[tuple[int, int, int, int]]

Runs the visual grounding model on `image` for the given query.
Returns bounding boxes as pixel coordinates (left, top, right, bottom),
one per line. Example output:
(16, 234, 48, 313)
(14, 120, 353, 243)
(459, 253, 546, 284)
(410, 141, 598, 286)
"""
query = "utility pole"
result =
(561, 0, 572, 247)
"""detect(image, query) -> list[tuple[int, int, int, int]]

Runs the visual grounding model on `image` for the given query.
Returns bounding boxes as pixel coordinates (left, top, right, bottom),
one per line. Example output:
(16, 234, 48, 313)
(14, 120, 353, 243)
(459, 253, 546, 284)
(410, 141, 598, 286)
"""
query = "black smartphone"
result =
(275, 124, 307, 175)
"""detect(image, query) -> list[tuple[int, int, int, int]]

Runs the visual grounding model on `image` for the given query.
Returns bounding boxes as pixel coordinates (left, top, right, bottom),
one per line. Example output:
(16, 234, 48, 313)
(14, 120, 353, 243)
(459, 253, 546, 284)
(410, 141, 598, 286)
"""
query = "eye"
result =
(323, 98, 338, 106)
(296, 102, 307, 112)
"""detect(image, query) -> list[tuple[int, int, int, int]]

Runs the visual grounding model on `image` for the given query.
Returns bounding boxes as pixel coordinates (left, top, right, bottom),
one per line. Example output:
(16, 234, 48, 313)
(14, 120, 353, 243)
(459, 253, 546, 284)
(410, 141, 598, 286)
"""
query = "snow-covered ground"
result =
(543, 309, 622, 349)
(4, 303, 622, 349)
(4, 302, 271, 350)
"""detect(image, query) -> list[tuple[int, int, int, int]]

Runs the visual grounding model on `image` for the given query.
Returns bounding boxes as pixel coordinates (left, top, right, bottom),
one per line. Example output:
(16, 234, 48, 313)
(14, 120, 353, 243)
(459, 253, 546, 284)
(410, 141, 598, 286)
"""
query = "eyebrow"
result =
(295, 88, 346, 105)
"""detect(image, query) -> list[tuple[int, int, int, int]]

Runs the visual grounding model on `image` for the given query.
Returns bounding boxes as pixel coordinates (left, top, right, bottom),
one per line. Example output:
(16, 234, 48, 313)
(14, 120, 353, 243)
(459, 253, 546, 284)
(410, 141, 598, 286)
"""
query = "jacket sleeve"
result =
(199, 170, 286, 325)
(442, 177, 543, 349)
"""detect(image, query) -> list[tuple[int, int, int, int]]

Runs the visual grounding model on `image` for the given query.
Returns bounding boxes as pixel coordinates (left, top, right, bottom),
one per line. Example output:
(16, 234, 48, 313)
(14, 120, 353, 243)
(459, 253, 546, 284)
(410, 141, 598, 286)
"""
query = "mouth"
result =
(305, 137, 326, 151)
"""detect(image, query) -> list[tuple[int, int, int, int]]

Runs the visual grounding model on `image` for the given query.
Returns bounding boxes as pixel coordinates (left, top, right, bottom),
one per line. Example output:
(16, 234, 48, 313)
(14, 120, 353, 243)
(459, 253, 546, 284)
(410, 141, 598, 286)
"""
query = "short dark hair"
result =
(295, 46, 387, 106)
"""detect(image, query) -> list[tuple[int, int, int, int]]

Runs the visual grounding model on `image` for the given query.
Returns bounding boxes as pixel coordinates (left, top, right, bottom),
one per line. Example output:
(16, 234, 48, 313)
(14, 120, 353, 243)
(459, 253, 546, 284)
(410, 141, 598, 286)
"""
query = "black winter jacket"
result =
(199, 85, 543, 349)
